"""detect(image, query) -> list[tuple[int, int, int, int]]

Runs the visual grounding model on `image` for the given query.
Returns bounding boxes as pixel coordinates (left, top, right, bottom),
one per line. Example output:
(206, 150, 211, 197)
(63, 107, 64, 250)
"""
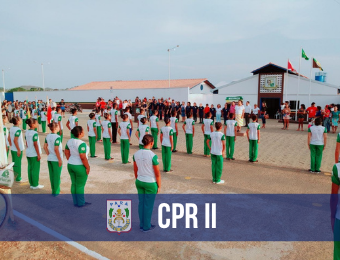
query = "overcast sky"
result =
(1, 0, 340, 89)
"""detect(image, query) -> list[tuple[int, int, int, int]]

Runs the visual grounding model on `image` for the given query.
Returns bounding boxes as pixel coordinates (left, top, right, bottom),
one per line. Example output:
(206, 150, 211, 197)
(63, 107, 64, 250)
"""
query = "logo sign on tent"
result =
(225, 96, 243, 103)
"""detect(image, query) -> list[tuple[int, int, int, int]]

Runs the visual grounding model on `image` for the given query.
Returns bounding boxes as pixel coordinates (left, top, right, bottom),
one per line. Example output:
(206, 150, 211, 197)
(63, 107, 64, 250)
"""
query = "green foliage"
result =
(6, 87, 26, 93)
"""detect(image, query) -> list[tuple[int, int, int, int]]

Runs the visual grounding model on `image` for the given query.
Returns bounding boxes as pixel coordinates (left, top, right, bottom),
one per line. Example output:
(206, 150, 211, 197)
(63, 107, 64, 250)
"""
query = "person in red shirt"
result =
(100, 99, 107, 116)
(204, 104, 210, 117)
(306, 102, 317, 119)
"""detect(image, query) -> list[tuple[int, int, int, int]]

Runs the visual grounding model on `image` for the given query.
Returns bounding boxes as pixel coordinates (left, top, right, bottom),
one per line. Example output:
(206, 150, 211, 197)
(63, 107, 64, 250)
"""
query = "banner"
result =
(225, 96, 243, 103)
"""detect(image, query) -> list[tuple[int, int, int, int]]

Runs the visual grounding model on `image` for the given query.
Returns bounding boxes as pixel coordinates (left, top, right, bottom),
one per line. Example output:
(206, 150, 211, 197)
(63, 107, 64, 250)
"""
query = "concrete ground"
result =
(0, 111, 336, 259)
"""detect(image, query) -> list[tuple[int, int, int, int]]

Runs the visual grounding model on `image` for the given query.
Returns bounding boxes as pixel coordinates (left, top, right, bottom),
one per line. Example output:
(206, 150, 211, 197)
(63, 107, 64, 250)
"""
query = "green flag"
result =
(313, 58, 323, 71)
(302, 49, 309, 60)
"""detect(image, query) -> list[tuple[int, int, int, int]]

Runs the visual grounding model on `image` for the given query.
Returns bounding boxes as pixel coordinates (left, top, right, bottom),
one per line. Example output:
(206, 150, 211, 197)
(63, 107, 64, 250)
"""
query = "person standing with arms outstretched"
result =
(133, 134, 161, 232)
(44, 122, 63, 196)
(246, 115, 260, 163)
(182, 111, 195, 154)
(207, 122, 226, 184)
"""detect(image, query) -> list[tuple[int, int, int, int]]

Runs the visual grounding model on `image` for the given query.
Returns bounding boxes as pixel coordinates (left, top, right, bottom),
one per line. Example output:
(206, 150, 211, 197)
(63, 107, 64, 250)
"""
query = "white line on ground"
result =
(13, 210, 109, 260)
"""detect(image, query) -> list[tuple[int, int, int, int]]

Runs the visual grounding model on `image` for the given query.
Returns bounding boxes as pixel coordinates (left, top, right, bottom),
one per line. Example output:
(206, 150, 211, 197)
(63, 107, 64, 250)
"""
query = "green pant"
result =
(172, 133, 177, 151)
(48, 161, 62, 196)
(89, 136, 96, 157)
(151, 128, 159, 148)
(38, 116, 41, 124)
(139, 144, 144, 149)
(211, 154, 223, 182)
(204, 134, 211, 155)
(6, 146, 9, 157)
(249, 140, 258, 162)
(310, 144, 324, 172)
(121, 139, 130, 163)
(135, 179, 157, 230)
(162, 146, 172, 171)
(334, 218, 340, 260)
(226, 136, 235, 159)
(59, 130, 63, 143)
(97, 126, 102, 141)
(41, 121, 46, 133)
(27, 156, 40, 187)
(11, 150, 23, 181)
(103, 138, 111, 159)
(23, 120, 27, 130)
(68, 164, 88, 206)
(186, 133, 193, 154)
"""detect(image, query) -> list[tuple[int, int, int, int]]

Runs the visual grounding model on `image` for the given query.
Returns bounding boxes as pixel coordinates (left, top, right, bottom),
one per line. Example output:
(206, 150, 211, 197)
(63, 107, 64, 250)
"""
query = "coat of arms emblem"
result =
(107, 200, 131, 233)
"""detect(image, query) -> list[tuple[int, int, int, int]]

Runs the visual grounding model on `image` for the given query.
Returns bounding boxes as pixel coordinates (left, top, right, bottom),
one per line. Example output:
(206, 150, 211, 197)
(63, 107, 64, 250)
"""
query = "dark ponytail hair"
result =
(48, 122, 59, 131)
(121, 114, 128, 120)
(26, 118, 37, 128)
(140, 117, 146, 124)
(164, 117, 170, 124)
(171, 110, 176, 117)
(10, 116, 20, 125)
(89, 112, 95, 119)
(142, 134, 154, 146)
(104, 113, 110, 120)
(71, 108, 77, 114)
(71, 126, 83, 138)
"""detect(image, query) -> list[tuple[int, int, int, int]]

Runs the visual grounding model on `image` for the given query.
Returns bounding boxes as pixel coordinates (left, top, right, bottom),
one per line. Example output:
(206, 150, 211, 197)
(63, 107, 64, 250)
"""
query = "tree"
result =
(6, 87, 26, 93)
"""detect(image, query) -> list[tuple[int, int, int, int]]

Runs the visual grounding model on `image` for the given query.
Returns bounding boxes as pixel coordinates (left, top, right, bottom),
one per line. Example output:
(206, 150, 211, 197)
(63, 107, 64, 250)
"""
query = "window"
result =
(289, 100, 300, 110)
(200, 84, 203, 91)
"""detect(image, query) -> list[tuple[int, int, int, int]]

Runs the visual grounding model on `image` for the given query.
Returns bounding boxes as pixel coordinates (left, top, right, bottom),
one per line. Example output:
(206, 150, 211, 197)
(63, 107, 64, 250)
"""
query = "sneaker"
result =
(231, 158, 235, 160)
(152, 147, 159, 150)
(248, 160, 252, 162)
(143, 224, 156, 233)
(90, 156, 98, 158)
(315, 170, 321, 174)
(172, 150, 177, 152)
(216, 180, 225, 184)
(252, 160, 258, 163)
(32, 185, 44, 189)
(309, 169, 315, 173)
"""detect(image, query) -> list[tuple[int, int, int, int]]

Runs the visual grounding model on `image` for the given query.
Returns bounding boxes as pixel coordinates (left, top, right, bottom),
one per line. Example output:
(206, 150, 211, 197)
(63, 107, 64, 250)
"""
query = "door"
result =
(260, 98, 280, 119)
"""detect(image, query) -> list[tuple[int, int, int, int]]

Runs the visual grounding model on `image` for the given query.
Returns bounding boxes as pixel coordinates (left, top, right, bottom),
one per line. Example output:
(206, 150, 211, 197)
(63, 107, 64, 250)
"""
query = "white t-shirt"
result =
(110, 109, 119, 123)
(161, 126, 173, 147)
(184, 118, 195, 134)
(10, 126, 24, 151)
(25, 129, 42, 157)
(3, 126, 9, 147)
(68, 115, 78, 130)
(248, 122, 260, 140)
(138, 114, 146, 126)
(54, 113, 63, 130)
(253, 107, 260, 115)
(102, 120, 112, 139)
(87, 120, 97, 137)
(203, 118, 213, 135)
(51, 111, 56, 121)
(150, 115, 159, 129)
(124, 112, 132, 120)
(216, 108, 222, 115)
(95, 114, 101, 126)
(170, 117, 178, 132)
(137, 124, 150, 145)
(133, 149, 159, 183)
(225, 120, 237, 137)
(45, 133, 63, 162)
(235, 105, 245, 115)
(245, 105, 252, 114)
(309, 125, 327, 145)
(66, 138, 89, 165)
(119, 121, 131, 140)
(32, 109, 38, 119)
(41, 111, 47, 121)
(122, 103, 128, 110)
(209, 131, 225, 156)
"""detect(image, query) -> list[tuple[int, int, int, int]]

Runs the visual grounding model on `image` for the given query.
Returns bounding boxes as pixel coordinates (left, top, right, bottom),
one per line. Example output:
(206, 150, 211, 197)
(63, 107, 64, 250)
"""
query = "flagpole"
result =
(309, 57, 313, 105)
(285, 65, 288, 102)
(296, 48, 301, 121)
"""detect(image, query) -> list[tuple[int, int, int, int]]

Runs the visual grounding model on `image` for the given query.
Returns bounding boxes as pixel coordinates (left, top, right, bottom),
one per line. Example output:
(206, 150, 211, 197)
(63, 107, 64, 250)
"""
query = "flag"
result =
(26, 99, 31, 119)
(46, 97, 52, 124)
(287, 59, 296, 72)
(313, 58, 323, 71)
(302, 49, 309, 60)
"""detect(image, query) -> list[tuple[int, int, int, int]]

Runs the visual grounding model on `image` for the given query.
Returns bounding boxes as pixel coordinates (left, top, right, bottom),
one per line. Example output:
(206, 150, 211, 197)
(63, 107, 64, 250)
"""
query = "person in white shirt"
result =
(95, 109, 102, 142)
(224, 113, 237, 160)
(149, 110, 160, 149)
(51, 107, 56, 123)
(66, 108, 79, 138)
(216, 104, 222, 123)
(160, 117, 174, 172)
(308, 117, 327, 173)
(136, 117, 150, 149)
(202, 112, 214, 157)
(118, 114, 131, 164)
(40, 108, 47, 133)
(234, 100, 245, 132)
(9, 116, 25, 182)
(246, 115, 261, 163)
(102, 113, 113, 161)
(124, 107, 133, 139)
(44, 122, 63, 196)
(87, 113, 98, 158)
(54, 107, 64, 143)
(170, 110, 179, 152)
(3, 115, 10, 157)
(65, 126, 90, 207)
(207, 122, 226, 184)
(137, 109, 146, 127)
(182, 111, 195, 154)
(133, 134, 161, 232)
(244, 101, 252, 127)
(252, 104, 260, 116)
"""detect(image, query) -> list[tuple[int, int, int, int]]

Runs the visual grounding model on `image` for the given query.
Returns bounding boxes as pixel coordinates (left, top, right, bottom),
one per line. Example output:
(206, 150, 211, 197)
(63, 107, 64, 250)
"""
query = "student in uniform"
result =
(149, 110, 160, 149)
(136, 117, 150, 149)
(32, 105, 38, 131)
(202, 112, 213, 157)
(207, 122, 226, 184)
(3, 115, 10, 157)
(308, 117, 327, 173)
(54, 107, 64, 142)
(25, 118, 44, 189)
(44, 122, 63, 196)
(22, 105, 28, 131)
(160, 117, 174, 172)
(95, 109, 102, 142)
(13, 105, 20, 119)
(8, 116, 25, 182)
(170, 111, 179, 152)
(110, 103, 119, 143)
(118, 114, 131, 164)
(41, 108, 47, 133)
(224, 113, 237, 160)
(102, 113, 114, 161)
(124, 107, 133, 138)
(66, 108, 79, 138)
(87, 113, 98, 158)
(246, 115, 261, 163)
(137, 109, 146, 127)
(65, 126, 91, 207)
(51, 107, 56, 123)
(133, 134, 161, 232)
(182, 111, 195, 154)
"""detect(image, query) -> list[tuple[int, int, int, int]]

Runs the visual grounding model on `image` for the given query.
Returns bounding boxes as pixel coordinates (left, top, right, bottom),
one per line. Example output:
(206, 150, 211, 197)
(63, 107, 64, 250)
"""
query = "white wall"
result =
(189, 82, 214, 94)
(189, 94, 214, 105)
(13, 87, 190, 103)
